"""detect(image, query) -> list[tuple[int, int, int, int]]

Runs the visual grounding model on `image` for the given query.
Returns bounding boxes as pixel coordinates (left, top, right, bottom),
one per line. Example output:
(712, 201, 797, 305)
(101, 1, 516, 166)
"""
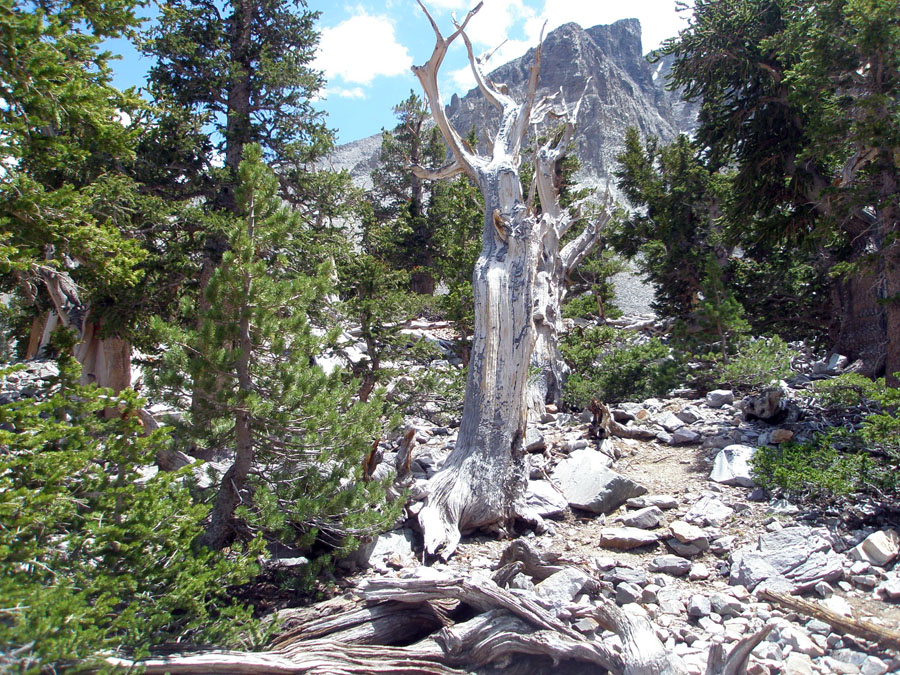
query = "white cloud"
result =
(426, 0, 469, 10)
(464, 0, 535, 48)
(314, 12, 412, 86)
(449, 64, 475, 92)
(327, 86, 367, 99)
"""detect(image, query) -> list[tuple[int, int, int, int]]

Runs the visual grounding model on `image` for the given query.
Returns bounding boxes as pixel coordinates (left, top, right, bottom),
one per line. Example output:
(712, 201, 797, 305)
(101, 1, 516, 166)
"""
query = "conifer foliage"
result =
(154, 146, 398, 554)
(0, 338, 258, 671)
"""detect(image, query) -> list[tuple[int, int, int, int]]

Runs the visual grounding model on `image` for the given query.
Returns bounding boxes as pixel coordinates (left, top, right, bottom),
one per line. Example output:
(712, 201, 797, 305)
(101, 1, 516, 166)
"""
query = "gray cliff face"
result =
(329, 18, 696, 192)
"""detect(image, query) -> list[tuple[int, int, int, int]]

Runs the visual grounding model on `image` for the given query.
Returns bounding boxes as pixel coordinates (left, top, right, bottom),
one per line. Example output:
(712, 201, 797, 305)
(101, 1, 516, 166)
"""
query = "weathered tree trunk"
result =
(39, 267, 133, 393)
(409, 2, 570, 556)
(419, 176, 540, 554)
(408, 3, 613, 555)
(527, 134, 611, 415)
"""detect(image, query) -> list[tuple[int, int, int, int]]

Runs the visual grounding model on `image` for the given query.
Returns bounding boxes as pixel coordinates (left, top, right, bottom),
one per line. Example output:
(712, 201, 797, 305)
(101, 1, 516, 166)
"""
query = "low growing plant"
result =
(752, 372, 900, 500)
(0, 343, 260, 671)
(561, 326, 681, 408)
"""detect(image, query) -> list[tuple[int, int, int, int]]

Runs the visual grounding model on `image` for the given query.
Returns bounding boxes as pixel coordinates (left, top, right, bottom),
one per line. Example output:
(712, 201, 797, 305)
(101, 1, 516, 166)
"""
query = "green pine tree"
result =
(153, 145, 399, 555)
(0, 333, 258, 671)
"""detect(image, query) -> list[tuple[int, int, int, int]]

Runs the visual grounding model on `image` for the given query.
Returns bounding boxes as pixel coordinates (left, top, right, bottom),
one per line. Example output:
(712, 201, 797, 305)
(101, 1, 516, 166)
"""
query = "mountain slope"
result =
(328, 18, 696, 191)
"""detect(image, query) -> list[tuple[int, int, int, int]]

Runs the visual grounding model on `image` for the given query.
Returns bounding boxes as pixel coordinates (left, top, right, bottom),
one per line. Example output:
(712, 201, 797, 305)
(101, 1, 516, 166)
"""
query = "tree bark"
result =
(409, 2, 566, 556)
(197, 195, 256, 550)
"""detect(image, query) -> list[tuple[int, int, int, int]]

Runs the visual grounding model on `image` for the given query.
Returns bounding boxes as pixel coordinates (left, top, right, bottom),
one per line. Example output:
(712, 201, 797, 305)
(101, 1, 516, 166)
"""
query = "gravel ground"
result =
(612, 260, 655, 316)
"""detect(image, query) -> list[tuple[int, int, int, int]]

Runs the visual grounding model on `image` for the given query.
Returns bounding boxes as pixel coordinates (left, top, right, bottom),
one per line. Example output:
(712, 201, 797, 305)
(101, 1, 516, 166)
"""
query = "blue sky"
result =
(107, 0, 692, 145)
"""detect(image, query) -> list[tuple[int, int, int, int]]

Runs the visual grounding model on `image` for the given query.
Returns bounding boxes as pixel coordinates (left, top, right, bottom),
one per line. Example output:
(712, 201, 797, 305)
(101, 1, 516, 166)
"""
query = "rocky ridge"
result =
(325, 18, 697, 197)
(332, 317, 900, 675)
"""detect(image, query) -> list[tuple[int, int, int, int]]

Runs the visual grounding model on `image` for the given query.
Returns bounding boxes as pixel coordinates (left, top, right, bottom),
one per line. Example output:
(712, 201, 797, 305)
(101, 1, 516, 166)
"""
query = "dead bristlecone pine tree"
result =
(411, 0, 611, 557)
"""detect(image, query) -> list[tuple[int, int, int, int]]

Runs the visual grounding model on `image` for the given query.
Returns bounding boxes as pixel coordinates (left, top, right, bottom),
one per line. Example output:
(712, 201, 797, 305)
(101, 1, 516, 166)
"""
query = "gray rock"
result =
(525, 480, 568, 518)
(729, 550, 781, 590)
(676, 406, 703, 424)
(667, 538, 706, 557)
(657, 411, 685, 432)
(687, 594, 711, 618)
(706, 389, 734, 408)
(670, 520, 709, 549)
(552, 450, 646, 514)
(626, 494, 679, 510)
(710, 535, 737, 555)
(616, 582, 643, 605)
(876, 574, 900, 601)
(509, 573, 535, 591)
(757, 527, 832, 574)
(710, 444, 757, 487)
(620, 505, 666, 529)
(860, 656, 890, 675)
(525, 427, 546, 452)
(671, 428, 701, 445)
(709, 593, 743, 617)
(657, 586, 686, 615)
(788, 551, 845, 590)
(535, 568, 590, 608)
(598, 527, 659, 550)
(648, 554, 691, 576)
(607, 567, 648, 587)
(779, 623, 824, 657)
(351, 528, 416, 568)
(684, 495, 734, 527)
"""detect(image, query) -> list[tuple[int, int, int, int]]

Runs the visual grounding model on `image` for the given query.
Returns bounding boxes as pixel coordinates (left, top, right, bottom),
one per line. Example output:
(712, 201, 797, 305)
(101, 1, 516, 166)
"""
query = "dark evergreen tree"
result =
(143, 0, 330, 205)
(613, 130, 728, 319)
(153, 146, 398, 552)
(368, 92, 447, 293)
(662, 0, 899, 381)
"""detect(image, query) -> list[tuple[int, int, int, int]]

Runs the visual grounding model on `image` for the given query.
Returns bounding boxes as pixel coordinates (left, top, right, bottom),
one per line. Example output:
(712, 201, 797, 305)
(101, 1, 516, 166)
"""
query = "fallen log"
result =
(589, 399, 657, 441)
(106, 565, 691, 674)
(104, 640, 468, 675)
(758, 589, 900, 650)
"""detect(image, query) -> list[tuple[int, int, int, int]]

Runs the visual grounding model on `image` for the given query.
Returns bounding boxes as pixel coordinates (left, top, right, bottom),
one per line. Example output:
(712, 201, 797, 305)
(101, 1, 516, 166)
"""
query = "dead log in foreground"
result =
(106, 567, 693, 675)
(758, 589, 900, 650)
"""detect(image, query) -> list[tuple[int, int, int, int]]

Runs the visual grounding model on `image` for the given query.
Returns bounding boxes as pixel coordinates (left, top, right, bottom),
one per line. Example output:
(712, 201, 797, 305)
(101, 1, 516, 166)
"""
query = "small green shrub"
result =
(752, 372, 900, 501)
(752, 433, 880, 499)
(717, 336, 796, 390)
(0, 350, 260, 671)
(561, 327, 681, 408)
(562, 291, 623, 320)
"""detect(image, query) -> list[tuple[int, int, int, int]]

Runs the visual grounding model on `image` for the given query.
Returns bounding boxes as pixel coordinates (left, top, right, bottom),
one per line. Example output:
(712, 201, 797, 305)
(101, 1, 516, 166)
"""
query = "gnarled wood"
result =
(705, 623, 774, 675)
(412, 1, 552, 557)
(758, 589, 900, 650)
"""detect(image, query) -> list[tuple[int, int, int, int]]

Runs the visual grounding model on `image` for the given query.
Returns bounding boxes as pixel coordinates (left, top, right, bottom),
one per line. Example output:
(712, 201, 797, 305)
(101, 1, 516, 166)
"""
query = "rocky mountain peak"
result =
(329, 18, 697, 195)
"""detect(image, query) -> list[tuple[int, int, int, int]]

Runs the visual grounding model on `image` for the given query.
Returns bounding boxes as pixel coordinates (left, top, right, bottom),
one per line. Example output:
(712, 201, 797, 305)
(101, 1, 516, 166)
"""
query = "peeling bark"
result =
(409, 3, 615, 556)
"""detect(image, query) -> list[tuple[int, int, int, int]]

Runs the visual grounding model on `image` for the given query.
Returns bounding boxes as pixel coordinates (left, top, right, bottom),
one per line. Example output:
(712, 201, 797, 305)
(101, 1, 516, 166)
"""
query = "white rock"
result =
(598, 527, 659, 550)
(822, 595, 854, 617)
(710, 444, 757, 487)
(848, 529, 900, 567)
(706, 389, 734, 408)
(784, 652, 814, 675)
